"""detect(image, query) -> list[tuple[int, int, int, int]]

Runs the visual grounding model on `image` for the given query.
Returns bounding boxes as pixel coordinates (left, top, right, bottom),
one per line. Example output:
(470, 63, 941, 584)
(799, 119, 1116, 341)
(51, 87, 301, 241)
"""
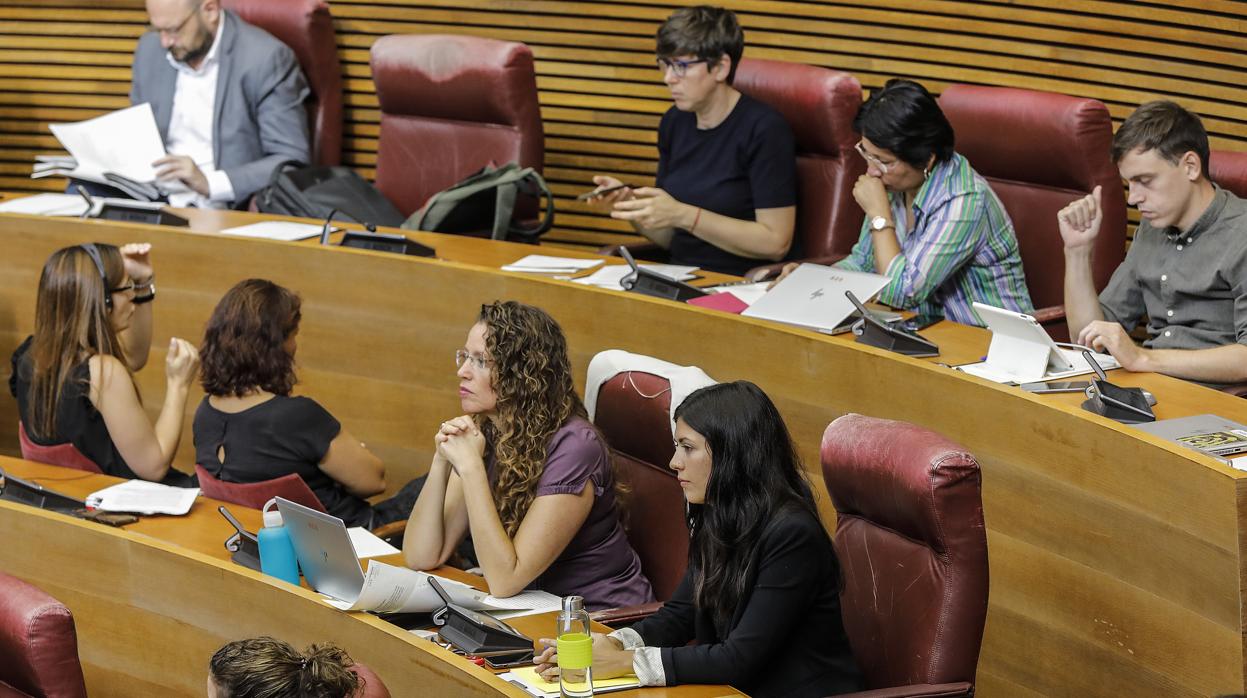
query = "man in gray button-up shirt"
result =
(1058, 101, 1247, 385)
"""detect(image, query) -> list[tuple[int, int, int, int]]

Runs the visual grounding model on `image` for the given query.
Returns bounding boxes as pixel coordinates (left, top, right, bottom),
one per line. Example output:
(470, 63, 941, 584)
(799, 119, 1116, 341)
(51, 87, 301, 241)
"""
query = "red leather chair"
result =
(222, 0, 344, 166)
(585, 351, 716, 624)
(604, 59, 866, 277)
(0, 572, 87, 698)
(351, 662, 392, 698)
(1202, 149, 1247, 398)
(194, 464, 327, 513)
(821, 413, 988, 697)
(369, 34, 544, 218)
(939, 84, 1126, 340)
(17, 422, 102, 474)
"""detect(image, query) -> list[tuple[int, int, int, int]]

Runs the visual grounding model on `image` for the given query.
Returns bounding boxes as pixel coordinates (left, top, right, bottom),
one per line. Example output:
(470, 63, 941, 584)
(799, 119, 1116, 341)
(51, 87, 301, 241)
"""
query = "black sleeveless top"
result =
(9, 336, 192, 486)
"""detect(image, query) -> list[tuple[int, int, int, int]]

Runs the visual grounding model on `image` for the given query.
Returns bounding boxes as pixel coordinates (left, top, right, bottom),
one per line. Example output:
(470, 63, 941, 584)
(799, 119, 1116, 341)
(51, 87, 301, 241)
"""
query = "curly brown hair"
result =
(208, 636, 362, 698)
(200, 279, 301, 398)
(476, 301, 587, 536)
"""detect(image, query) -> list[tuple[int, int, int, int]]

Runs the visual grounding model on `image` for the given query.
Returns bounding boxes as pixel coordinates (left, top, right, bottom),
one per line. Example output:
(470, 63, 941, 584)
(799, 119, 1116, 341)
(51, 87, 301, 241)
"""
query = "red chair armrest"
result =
(589, 601, 664, 626)
(1030, 304, 1066, 325)
(746, 253, 849, 281)
(830, 681, 974, 698)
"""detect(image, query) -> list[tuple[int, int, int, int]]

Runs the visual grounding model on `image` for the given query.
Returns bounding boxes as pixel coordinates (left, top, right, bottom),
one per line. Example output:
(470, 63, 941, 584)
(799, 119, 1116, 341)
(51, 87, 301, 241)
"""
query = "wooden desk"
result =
(0, 457, 741, 698)
(1, 208, 1246, 696)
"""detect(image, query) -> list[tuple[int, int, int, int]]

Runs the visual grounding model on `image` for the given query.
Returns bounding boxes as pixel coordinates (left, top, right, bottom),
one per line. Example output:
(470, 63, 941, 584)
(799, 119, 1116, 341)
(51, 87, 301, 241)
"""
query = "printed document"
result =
(45, 104, 168, 184)
(86, 480, 199, 516)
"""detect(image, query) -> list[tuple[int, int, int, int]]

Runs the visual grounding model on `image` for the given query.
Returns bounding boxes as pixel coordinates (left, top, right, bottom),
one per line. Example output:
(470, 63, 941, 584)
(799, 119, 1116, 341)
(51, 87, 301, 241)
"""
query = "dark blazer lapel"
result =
(211, 10, 239, 166)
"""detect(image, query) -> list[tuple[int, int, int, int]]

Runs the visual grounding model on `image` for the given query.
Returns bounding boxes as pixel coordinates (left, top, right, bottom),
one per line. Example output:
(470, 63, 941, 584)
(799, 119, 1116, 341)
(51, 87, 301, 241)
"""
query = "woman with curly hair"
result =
(207, 636, 365, 698)
(193, 279, 421, 528)
(403, 301, 653, 609)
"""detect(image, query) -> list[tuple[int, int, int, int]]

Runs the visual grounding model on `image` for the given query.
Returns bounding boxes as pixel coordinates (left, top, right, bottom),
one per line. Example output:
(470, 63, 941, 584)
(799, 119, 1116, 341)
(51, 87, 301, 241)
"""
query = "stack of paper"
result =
(573, 263, 698, 290)
(501, 255, 604, 274)
(31, 104, 178, 200)
(220, 221, 335, 242)
(86, 480, 199, 516)
(483, 589, 562, 620)
(501, 666, 641, 696)
(0, 193, 89, 217)
(325, 561, 513, 614)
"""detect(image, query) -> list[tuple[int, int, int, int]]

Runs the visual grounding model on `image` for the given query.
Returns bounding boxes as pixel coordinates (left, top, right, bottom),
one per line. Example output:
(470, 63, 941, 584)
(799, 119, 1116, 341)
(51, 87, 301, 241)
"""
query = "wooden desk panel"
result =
(1, 212, 1246, 696)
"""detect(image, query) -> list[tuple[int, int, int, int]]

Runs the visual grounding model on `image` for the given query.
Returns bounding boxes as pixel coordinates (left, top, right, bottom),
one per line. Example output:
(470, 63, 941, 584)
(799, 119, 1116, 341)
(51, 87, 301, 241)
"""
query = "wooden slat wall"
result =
(3, 0, 1247, 250)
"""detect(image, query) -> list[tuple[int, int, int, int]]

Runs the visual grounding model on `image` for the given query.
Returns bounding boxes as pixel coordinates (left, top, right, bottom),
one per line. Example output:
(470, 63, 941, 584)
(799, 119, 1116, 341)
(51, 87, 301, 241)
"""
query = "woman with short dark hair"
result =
(535, 381, 862, 697)
(207, 637, 362, 698)
(194, 279, 419, 528)
(10, 242, 197, 484)
(403, 301, 652, 609)
(587, 5, 797, 276)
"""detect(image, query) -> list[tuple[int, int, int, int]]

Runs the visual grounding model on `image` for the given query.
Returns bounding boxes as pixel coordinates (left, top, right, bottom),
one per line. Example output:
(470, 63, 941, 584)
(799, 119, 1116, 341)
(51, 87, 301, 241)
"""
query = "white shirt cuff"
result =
(607, 628, 665, 686)
(205, 168, 235, 203)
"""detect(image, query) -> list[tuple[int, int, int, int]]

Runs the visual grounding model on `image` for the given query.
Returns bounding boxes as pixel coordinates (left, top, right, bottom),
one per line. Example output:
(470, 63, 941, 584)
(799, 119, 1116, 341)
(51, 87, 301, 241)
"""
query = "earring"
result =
(923, 165, 931, 180)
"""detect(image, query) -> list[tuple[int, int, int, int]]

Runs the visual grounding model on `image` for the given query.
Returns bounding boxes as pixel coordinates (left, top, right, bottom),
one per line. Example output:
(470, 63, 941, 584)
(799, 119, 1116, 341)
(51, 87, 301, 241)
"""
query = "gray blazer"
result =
(130, 10, 310, 206)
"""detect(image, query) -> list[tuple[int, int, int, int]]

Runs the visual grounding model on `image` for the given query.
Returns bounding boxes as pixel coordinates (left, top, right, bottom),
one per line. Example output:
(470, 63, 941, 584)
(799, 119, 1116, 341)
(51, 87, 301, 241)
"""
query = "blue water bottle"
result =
(258, 498, 300, 585)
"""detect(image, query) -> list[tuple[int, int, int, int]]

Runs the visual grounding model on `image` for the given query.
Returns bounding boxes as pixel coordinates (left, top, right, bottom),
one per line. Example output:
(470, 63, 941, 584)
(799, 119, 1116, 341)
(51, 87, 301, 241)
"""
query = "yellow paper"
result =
(509, 665, 640, 694)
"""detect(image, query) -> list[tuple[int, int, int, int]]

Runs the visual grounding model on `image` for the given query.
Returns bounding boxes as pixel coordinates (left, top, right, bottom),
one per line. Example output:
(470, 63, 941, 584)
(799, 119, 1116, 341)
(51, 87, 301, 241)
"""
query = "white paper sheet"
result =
(48, 103, 167, 184)
(482, 589, 563, 619)
(573, 263, 698, 289)
(219, 221, 334, 242)
(347, 527, 401, 559)
(501, 255, 604, 273)
(322, 562, 497, 613)
(0, 194, 88, 217)
(85, 480, 199, 516)
(706, 281, 771, 306)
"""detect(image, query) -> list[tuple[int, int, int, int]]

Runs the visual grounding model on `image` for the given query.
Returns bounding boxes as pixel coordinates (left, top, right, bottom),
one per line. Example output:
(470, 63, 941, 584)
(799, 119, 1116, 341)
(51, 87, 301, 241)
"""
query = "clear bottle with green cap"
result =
(556, 595, 594, 697)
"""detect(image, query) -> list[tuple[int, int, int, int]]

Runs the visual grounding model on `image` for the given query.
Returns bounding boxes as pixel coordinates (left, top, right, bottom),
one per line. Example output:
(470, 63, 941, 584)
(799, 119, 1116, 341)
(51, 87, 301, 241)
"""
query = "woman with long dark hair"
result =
(9, 242, 197, 483)
(403, 301, 652, 610)
(194, 279, 421, 528)
(536, 381, 861, 697)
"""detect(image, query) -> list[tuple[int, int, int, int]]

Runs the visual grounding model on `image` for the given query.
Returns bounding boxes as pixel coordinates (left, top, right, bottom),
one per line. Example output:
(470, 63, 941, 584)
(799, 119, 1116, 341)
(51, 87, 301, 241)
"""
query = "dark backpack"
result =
(256, 161, 406, 228)
(401, 163, 554, 243)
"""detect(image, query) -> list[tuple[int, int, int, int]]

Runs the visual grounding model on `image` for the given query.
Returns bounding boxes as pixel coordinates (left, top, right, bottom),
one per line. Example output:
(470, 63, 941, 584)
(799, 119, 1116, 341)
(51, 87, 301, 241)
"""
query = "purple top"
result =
(491, 416, 654, 611)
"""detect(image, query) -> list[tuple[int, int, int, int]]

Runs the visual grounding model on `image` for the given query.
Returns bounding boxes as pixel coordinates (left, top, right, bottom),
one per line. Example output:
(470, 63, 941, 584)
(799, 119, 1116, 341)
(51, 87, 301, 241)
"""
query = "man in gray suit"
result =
(132, 0, 309, 208)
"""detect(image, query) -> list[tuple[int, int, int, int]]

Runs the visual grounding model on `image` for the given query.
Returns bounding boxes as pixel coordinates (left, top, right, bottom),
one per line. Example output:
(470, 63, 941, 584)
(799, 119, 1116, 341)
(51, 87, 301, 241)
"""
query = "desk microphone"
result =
(320, 208, 377, 245)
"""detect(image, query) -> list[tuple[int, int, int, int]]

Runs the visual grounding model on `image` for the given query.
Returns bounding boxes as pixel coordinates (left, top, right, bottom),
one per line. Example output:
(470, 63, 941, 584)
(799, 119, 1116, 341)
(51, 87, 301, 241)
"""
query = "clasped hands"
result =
(434, 416, 486, 475)
(586, 175, 691, 231)
(533, 632, 634, 682)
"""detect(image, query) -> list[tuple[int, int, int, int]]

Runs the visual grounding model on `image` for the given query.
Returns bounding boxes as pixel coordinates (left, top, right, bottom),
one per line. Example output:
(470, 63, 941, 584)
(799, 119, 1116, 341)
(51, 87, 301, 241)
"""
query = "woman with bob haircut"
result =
(403, 300, 653, 610)
(587, 5, 797, 277)
(194, 279, 420, 528)
(9, 242, 197, 484)
(776, 78, 1033, 326)
(207, 636, 364, 698)
(535, 381, 862, 697)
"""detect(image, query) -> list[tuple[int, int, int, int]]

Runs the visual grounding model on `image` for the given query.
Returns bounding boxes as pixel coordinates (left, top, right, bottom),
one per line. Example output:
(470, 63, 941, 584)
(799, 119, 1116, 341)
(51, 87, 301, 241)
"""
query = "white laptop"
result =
(275, 497, 487, 608)
(741, 263, 891, 332)
(957, 302, 1120, 384)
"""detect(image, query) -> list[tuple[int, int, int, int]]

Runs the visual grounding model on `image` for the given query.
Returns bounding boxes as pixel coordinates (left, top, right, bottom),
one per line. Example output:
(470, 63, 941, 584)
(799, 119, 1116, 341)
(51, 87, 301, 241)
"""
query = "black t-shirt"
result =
(193, 394, 373, 527)
(9, 336, 191, 485)
(656, 93, 798, 276)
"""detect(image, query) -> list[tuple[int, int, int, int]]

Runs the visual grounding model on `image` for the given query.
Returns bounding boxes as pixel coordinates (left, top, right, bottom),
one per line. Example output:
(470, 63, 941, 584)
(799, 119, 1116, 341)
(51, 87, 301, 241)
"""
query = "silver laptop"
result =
(741, 263, 890, 332)
(275, 497, 368, 602)
(1134, 414, 1247, 457)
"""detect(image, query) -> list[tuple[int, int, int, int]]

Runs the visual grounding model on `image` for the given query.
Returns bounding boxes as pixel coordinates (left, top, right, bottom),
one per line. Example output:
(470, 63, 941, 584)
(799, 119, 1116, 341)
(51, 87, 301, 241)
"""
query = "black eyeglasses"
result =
(108, 282, 136, 295)
(656, 57, 713, 78)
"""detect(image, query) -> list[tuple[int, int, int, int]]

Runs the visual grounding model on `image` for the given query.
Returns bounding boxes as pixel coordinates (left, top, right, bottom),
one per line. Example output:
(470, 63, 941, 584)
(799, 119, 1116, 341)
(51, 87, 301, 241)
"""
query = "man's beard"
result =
(174, 20, 213, 65)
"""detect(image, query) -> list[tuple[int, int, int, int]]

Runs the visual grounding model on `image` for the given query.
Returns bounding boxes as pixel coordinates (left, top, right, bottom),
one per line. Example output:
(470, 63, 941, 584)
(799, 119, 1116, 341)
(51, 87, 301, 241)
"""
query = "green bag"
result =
(401, 162, 554, 243)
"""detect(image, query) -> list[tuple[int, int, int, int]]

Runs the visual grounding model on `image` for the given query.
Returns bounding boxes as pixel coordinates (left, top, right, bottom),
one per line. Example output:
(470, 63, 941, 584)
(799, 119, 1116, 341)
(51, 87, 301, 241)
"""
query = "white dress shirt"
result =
(163, 17, 234, 208)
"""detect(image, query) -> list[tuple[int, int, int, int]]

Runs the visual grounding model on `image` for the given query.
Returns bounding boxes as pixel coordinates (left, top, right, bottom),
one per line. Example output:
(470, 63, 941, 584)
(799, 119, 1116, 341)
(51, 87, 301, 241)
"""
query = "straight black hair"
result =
(674, 380, 823, 636)
(854, 78, 955, 169)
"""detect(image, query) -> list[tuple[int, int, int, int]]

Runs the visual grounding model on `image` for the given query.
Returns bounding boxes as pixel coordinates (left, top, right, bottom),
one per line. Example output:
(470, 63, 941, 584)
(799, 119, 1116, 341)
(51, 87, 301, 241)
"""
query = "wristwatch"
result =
(870, 215, 894, 231)
(133, 279, 156, 305)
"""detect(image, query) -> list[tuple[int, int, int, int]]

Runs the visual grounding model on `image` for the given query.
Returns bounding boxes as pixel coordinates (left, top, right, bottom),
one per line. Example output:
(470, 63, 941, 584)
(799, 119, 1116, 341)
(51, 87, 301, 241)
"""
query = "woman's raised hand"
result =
(119, 242, 153, 284)
(165, 337, 199, 387)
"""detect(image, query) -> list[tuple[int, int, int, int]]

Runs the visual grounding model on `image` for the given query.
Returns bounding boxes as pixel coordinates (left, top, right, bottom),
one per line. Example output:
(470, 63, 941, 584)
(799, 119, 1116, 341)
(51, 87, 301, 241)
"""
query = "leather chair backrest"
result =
(592, 370, 688, 601)
(370, 34, 544, 216)
(821, 413, 988, 689)
(939, 84, 1126, 313)
(222, 0, 343, 166)
(1209, 149, 1247, 198)
(0, 572, 87, 698)
(194, 464, 327, 513)
(17, 421, 102, 474)
(351, 662, 391, 698)
(734, 58, 866, 260)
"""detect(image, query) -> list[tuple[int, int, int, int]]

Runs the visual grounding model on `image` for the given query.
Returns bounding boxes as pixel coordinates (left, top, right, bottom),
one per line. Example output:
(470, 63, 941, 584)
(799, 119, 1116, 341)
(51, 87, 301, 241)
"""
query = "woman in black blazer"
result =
(536, 380, 862, 697)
